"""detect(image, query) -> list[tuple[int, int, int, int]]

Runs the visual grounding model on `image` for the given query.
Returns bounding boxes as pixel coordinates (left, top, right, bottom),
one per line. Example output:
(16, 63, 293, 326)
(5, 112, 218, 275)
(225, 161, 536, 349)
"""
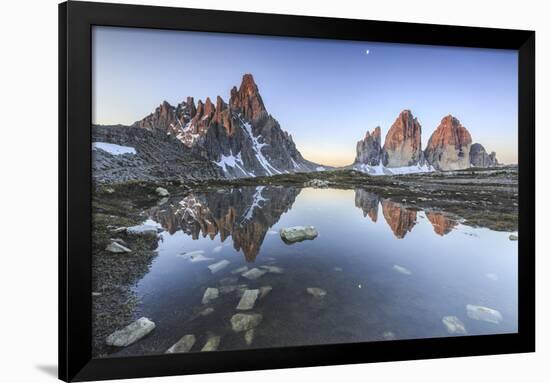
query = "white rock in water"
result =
(106, 317, 155, 347)
(241, 268, 267, 280)
(244, 329, 255, 345)
(466, 304, 503, 324)
(155, 187, 170, 197)
(259, 286, 272, 299)
(260, 265, 284, 274)
(280, 226, 318, 243)
(202, 288, 219, 304)
(200, 307, 214, 316)
(166, 334, 196, 353)
(105, 241, 132, 253)
(442, 316, 467, 334)
(382, 331, 396, 340)
(306, 287, 327, 297)
(230, 313, 263, 332)
(208, 260, 230, 274)
(231, 266, 249, 275)
(236, 289, 260, 311)
(219, 284, 247, 295)
(178, 250, 205, 260)
(393, 265, 412, 275)
(201, 335, 221, 351)
(126, 224, 158, 236)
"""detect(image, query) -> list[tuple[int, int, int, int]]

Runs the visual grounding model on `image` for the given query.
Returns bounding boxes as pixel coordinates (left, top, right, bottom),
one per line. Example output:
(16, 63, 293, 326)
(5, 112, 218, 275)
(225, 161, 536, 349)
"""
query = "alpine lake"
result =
(91, 167, 518, 357)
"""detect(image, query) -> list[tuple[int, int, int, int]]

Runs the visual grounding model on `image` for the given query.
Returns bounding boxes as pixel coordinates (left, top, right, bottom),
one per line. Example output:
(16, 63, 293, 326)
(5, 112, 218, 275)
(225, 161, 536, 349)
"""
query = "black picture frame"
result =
(59, 1, 535, 381)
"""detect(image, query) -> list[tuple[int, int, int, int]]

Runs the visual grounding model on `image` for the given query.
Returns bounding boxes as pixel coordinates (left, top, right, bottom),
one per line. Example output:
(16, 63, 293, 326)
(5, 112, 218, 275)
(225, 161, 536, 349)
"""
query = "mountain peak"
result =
(230, 73, 267, 122)
(425, 115, 472, 170)
(382, 109, 423, 167)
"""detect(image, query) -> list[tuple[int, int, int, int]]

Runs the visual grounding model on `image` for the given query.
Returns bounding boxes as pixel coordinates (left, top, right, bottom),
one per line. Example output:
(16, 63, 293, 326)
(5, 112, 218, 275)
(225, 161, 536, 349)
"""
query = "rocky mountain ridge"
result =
(354, 110, 499, 172)
(133, 74, 320, 178)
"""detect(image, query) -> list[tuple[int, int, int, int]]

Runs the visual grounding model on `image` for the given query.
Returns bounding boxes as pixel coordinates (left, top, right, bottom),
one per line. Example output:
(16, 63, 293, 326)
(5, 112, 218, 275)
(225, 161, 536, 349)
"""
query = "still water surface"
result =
(114, 186, 517, 356)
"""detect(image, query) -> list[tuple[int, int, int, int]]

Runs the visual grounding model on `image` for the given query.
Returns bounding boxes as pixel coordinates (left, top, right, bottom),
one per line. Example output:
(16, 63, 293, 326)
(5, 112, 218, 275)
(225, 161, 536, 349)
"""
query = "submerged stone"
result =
(466, 304, 503, 324)
(393, 265, 412, 275)
(166, 334, 196, 353)
(106, 317, 155, 347)
(244, 329, 255, 345)
(442, 316, 467, 335)
(219, 276, 239, 286)
(208, 260, 230, 274)
(202, 288, 219, 304)
(200, 307, 214, 316)
(201, 335, 220, 351)
(230, 313, 263, 332)
(306, 287, 327, 297)
(236, 289, 260, 311)
(105, 241, 131, 253)
(260, 265, 284, 274)
(241, 268, 267, 280)
(259, 286, 272, 299)
(280, 226, 318, 243)
(219, 284, 247, 295)
(231, 266, 249, 275)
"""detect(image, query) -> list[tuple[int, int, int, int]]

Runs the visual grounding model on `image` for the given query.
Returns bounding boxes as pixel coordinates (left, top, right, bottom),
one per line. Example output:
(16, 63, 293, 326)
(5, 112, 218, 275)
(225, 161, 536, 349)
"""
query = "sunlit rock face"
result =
(354, 189, 380, 222)
(355, 127, 382, 166)
(426, 212, 457, 236)
(424, 115, 472, 171)
(382, 110, 423, 168)
(381, 199, 417, 239)
(470, 143, 498, 168)
(133, 74, 319, 178)
(148, 186, 300, 261)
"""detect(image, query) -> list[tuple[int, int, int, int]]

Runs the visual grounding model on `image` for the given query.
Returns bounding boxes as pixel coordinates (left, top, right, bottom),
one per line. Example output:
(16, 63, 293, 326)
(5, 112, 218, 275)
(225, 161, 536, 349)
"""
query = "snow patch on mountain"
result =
(92, 142, 136, 156)
(354, 163, 434, 175)
(237, 114, 282, 176)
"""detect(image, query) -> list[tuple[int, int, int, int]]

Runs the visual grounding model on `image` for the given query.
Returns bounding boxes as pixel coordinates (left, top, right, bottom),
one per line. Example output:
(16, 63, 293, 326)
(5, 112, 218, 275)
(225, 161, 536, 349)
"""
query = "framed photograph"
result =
(59, 1, 535, 381)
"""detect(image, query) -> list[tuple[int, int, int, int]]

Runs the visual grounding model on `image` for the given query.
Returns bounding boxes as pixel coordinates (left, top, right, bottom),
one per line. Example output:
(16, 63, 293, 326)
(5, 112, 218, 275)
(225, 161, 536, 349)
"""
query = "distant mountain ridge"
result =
(354, 110, 499, 173)
(133, 74, 321, 178)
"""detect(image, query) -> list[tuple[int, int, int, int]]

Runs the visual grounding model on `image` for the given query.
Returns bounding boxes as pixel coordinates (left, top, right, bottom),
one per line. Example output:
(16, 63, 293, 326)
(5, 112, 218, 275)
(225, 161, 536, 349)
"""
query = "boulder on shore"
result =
(280, 226, 318, 243)
(106, 317, 155, 347)
(155, 187, 170, 197)
(126, 224, 159, 237)
(105, 241, 132, 253)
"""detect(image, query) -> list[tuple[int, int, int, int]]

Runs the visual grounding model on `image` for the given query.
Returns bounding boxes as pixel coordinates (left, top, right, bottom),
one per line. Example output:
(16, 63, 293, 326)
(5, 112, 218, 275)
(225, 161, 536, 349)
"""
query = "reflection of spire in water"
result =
(381, 199, 417, 239)
(426, 211, 457, 236)
(354, 189, 380, 222)
(149, 186, 300, 261)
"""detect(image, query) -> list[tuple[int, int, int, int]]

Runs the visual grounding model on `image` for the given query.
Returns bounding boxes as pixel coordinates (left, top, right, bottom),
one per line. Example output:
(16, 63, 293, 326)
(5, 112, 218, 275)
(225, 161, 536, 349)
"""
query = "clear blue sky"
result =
(92, 26, 518, 165)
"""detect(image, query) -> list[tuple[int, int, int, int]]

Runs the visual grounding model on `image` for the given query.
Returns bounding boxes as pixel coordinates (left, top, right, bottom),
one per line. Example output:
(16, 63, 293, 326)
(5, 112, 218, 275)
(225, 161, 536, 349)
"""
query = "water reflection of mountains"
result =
(149, 187, 458, 261)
